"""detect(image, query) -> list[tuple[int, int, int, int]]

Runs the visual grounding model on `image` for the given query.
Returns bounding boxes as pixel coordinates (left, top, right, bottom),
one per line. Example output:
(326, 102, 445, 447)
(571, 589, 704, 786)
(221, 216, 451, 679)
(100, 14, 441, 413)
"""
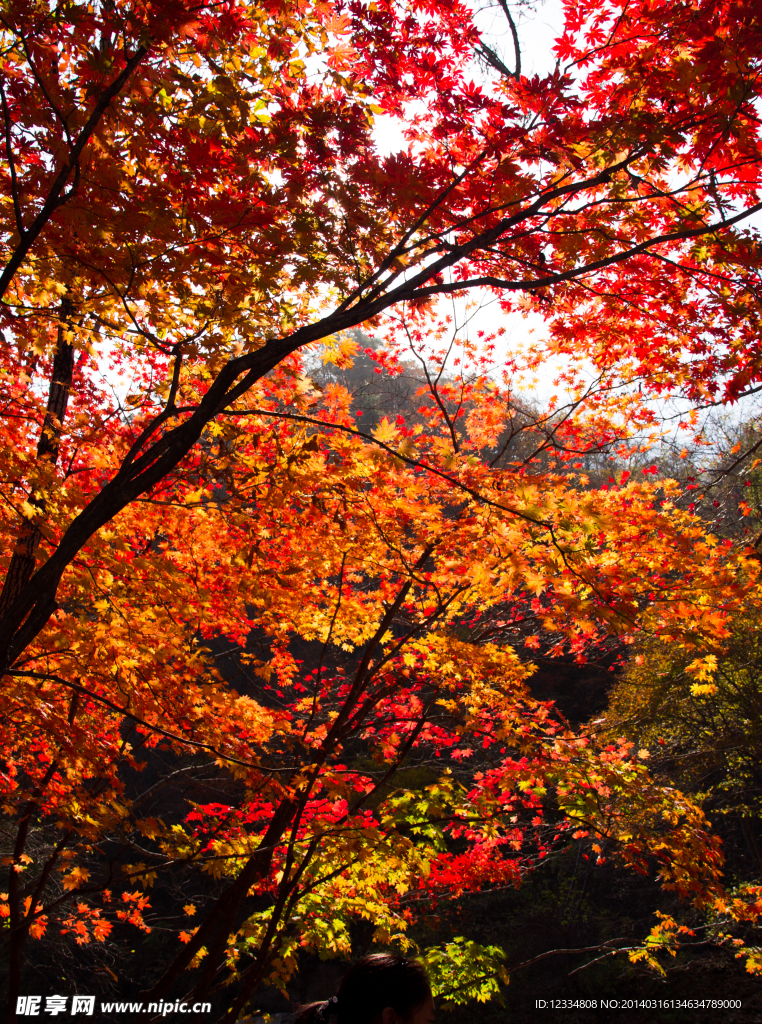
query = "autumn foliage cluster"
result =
(2, 0, 762, 1018)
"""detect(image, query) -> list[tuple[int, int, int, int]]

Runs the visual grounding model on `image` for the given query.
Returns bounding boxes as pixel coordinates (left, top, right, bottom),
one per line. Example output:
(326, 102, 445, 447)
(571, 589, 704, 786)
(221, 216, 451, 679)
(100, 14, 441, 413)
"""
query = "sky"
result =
(371, 0, 571, 404)
(96, 2, 568, 413)
(368, 1, 762, 433)
(373, 0, 565, 154)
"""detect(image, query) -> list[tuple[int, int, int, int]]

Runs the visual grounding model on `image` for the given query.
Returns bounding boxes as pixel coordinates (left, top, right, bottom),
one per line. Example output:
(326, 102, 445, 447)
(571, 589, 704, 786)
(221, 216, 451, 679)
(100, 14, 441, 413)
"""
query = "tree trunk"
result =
(0, 298, 74, 619)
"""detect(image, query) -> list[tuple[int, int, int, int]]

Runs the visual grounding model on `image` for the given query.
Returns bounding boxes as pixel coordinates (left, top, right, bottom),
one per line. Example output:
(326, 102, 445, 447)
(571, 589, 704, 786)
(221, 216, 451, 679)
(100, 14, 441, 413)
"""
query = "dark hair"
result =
(293, 954, 431, 1024)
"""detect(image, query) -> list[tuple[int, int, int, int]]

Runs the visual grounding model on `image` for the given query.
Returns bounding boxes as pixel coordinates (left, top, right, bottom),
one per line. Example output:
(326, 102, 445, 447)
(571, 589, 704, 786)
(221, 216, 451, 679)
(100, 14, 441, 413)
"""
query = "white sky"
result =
(374, 0, 565, 155)
(371, 0, 762, 427)
(371, 0, 569, 403)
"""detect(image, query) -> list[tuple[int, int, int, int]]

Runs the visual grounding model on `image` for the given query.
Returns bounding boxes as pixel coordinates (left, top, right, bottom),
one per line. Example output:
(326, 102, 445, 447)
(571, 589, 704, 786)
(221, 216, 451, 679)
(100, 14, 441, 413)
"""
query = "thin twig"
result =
(6, 670, 257, 770)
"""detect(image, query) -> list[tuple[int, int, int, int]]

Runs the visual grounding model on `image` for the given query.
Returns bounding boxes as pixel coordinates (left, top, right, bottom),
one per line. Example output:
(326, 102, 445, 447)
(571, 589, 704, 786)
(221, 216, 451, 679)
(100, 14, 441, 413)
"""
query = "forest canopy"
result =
(2, 0, 762, 1020)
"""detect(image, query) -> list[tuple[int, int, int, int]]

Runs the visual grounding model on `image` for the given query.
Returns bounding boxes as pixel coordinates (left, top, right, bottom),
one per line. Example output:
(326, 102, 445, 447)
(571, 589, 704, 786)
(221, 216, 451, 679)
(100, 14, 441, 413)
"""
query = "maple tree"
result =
(597, 600, 762, 975)
(2, 0, 762, 1017)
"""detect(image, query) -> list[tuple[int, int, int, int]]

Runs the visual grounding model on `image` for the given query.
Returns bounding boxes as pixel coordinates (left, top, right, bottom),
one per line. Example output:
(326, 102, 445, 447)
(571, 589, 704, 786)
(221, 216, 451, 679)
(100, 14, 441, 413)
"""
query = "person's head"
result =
(294, 954, 434, 1024)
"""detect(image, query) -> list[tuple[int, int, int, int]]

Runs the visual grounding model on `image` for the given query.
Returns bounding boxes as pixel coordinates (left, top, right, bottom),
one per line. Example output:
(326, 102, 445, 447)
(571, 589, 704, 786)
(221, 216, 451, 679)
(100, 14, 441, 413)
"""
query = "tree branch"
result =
(0, 43, 148, 301)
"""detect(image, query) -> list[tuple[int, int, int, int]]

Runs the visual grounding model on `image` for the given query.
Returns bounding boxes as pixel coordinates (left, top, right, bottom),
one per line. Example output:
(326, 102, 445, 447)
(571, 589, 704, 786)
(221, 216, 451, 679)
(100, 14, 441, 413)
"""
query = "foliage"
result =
(598, 607, 762, 977)
(2, 0, 762, 1019)
(421, 938, 508, 1006)
(600, 615, 762, 821)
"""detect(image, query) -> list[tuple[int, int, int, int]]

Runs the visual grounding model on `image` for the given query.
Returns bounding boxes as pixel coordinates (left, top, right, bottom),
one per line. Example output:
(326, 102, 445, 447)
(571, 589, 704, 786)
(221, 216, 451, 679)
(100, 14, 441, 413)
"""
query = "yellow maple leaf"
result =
(62, 866, 91, 892)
